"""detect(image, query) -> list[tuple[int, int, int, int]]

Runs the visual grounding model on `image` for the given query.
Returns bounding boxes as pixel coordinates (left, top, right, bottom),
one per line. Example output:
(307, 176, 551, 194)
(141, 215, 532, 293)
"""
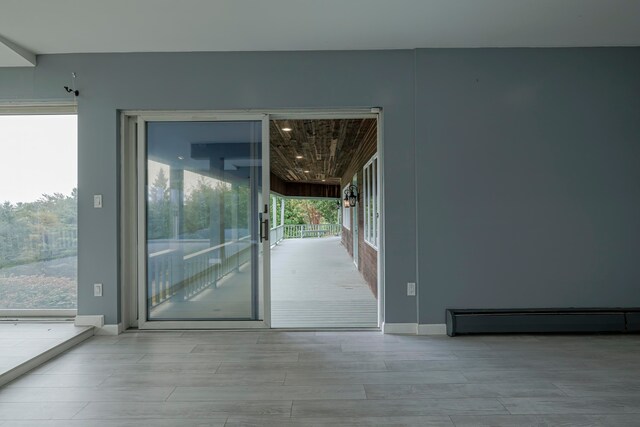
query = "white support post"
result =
(272, 195, 277, 229)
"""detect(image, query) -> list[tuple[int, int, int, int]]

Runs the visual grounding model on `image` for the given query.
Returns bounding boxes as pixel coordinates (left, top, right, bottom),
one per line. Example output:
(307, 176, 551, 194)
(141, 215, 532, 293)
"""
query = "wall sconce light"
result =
(343, 184, 358, 208)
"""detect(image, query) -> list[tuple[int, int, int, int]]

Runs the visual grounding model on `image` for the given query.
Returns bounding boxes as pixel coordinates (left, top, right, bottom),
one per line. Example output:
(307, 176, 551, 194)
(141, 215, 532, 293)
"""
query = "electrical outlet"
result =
(407, 282, 416, 296)
(93, 194, 103, 208)
(94, 283, 103, 297)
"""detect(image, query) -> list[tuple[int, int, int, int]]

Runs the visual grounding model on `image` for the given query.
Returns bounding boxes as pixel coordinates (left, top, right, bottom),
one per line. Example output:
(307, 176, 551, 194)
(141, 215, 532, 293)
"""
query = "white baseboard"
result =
(96, 323, 124, 336)
(417, 323, 447, 335)
(74, 315, 104, 328)
(382, 322, 417, 334)
(75, 315, 122, 335)
(382, 323, 448, 335)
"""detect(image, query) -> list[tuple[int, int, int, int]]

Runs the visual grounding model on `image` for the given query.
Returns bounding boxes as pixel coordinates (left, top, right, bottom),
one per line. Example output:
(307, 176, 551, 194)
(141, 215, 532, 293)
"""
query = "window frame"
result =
(342, 185, 351, 230)
(363, 153, 379, 249)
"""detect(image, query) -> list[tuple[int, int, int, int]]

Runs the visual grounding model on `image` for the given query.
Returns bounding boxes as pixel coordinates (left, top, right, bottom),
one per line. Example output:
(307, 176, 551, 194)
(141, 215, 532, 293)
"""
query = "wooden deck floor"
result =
(271, 236, 378, 328)
(149, 236, 378, 327)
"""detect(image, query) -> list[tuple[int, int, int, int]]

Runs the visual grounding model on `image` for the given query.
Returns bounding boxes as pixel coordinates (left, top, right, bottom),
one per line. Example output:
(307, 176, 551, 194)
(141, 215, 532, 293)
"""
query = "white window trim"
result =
(342, 185, 351, 230)
(363, 154, 379, 250)
(0, 101, 76, 115)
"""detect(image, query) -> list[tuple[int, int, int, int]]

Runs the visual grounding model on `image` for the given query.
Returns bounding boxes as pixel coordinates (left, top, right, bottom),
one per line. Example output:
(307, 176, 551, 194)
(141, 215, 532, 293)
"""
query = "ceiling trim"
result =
(0, 34, 36, 67)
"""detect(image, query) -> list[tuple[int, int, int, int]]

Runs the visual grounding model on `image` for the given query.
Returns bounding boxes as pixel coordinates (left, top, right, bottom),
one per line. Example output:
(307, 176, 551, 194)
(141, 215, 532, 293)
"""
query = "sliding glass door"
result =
(137, 114, 270, 327)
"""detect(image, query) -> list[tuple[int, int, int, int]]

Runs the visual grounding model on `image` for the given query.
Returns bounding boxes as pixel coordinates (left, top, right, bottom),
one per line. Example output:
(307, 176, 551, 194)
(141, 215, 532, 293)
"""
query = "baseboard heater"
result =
(446, 308, 640, 337)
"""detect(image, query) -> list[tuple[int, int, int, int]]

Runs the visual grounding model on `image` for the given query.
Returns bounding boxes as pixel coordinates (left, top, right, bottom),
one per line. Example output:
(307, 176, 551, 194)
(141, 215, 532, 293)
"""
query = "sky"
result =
(0, 115, 77, 204)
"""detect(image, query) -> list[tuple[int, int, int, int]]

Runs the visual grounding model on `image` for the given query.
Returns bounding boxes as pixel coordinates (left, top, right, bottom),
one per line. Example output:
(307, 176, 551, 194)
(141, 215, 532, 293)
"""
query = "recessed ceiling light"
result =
(177, 156, 184, 160)
(296, 155, 303, 159)
(282, 127, 292, 132)
(304, 170, 310, 173)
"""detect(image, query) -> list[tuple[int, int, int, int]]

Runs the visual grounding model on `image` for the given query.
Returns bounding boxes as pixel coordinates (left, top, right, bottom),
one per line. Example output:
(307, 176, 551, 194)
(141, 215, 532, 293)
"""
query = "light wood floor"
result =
(1, 331, 640, 425)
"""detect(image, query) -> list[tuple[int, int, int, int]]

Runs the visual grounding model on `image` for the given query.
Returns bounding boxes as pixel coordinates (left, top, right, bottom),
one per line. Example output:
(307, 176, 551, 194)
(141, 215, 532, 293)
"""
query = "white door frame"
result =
(268, 109, 384, 329)
(121, 108, 384, 330)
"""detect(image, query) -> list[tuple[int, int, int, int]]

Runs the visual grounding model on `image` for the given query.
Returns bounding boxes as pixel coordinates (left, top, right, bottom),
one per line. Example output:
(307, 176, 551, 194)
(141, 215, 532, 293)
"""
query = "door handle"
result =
(260, 204, 269, 243)
(259, 213, 269, 243)
(262, 218, 269, 242)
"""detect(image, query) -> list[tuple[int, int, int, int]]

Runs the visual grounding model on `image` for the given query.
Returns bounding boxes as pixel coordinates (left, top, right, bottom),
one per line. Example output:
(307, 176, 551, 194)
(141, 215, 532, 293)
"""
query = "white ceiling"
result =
(1, 0, 639, 66)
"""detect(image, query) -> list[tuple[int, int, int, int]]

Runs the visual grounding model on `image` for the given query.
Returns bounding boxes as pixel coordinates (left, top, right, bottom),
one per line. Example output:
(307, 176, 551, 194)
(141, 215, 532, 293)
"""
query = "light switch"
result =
(93, 194, 103, 208)
(94, 283, 103, 297)
(407, 282, 416, 296)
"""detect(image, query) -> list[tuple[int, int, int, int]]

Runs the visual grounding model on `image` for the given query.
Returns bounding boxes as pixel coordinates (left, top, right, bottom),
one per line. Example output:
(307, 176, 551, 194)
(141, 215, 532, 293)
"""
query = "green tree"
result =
(0, 189, 78, 268)
(276, 197, 339, 225)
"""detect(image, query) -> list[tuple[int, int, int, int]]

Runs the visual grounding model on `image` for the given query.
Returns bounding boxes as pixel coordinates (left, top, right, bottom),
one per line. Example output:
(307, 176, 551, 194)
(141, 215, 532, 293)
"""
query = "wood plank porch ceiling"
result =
(270, 119, 376, 185)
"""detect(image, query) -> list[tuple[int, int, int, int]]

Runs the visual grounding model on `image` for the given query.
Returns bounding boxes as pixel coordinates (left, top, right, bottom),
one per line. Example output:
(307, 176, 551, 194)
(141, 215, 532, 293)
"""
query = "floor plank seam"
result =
(164, 385, 178, 402)
(69, 400, 91, 420)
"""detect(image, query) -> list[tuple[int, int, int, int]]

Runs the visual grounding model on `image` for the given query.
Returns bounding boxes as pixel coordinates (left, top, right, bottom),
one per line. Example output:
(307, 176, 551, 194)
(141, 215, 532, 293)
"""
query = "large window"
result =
(0, 114, 77, 312)
(363, 154, 379, 248)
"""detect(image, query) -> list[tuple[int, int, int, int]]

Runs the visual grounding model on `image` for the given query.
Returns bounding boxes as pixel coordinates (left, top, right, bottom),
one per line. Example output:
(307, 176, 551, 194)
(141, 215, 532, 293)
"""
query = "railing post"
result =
(236, 240, 240, 270)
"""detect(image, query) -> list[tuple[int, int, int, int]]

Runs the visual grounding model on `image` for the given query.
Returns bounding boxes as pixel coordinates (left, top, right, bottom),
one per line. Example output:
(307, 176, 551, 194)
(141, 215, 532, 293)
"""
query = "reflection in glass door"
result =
(142, 120, 264, 321)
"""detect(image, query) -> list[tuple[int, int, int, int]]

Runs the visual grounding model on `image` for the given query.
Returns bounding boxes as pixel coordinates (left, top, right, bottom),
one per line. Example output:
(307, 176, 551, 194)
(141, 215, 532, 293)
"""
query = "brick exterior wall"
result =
(341, 121, 378, 298)
(357, 177, 378, 298)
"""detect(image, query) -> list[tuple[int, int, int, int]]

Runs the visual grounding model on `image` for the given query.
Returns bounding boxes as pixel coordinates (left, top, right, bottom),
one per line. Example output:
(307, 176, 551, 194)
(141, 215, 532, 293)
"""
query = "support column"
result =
(208, 158, 226, 289)
(169, 168, 184, 239)
(272, 195, 277, 229)
(168, 168, 185, 299)
(231, 183, 239, 241)
(209, 183, 226, 252)
(280, 198, 285, 227)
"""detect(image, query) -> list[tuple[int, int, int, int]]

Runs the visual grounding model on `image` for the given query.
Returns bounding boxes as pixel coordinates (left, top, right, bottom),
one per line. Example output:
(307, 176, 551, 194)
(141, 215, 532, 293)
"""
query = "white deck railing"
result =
(0, 226, 77, 268)
(270, 225, 285, 246)
(282, 224, 341, 239)
(148, 224, 340, 308)
(148, 235, 251, 309)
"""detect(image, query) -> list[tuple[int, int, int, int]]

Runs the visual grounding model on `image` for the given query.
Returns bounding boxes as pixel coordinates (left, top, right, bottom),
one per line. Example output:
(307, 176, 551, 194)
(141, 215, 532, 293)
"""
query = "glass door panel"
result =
(144, 120, 263, 321)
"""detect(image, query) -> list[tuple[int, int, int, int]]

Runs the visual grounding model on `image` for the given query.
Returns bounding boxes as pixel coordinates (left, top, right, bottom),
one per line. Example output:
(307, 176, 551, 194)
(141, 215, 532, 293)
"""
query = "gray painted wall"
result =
(1, 47, 639, 326)
(416, 48, 640, 323)
(0, 51, 416, 325)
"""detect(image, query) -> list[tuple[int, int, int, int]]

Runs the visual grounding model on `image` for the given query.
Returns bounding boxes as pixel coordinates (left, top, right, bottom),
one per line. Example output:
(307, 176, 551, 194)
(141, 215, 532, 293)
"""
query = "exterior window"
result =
(363, 154, 378, 248)
(0, 114, 77, 311)
(342, 185, 351, 230)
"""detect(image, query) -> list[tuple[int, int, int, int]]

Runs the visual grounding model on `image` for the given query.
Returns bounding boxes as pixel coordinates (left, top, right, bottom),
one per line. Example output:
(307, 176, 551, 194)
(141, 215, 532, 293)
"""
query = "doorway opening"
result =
(121, 110, 383, 330)
(269, 118, 380, 328)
